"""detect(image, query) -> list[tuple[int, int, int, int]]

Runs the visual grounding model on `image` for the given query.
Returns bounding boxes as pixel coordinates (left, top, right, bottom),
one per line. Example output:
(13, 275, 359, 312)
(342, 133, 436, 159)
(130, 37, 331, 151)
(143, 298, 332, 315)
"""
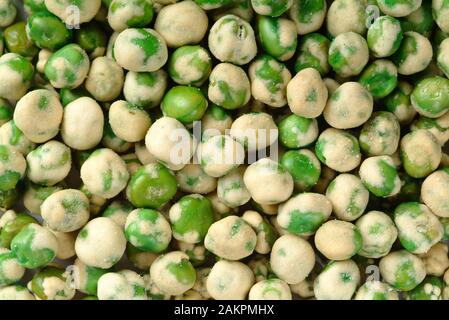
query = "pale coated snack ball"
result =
(0, 248, 25, 286)
(107, 0, 154, 32)
(421, 168, 449, 218)
(419, 243, 449, 277)
(0, 286, 35, 300)
(433, 0, 449, 33)
(97, 271, 146, 300)
(50, 230, 76, 260)
(359, 156, 402, 198)
(367, 16, 403, 58)
(123, 70, 168, 109)
(354, 281, 399, 300)
(217, 167, 251, 208)
(248, 279, 292, 300)
(241, 210, 277, 254)
(0, 53, 34, 101)
(392, 31, 433, 75)
(0, 144, 26, 192)
(289, 0, 326, 35)
(0, 121, 36, 155)
(326, 0, 367, 38)
(377, 0, 422, 17)
(359, 112, 401, 156)
(85, 57, 124, 102)
(45, 0, 101, 25)
(176, 164, 217, 195)
(109, 100, 151, 143)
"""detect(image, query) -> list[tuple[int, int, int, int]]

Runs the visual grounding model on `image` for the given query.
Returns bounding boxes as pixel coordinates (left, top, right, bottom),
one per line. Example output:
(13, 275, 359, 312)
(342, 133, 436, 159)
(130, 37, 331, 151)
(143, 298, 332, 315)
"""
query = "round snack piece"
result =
(377, 0, 422, 17)
(257, 16, 297, 61)
(411, 76, 449, 118)
(251, 0, 292, 17)
(323, 82, 373, 129)
(201, 104, 233, 139)
(101, 201, 133, 230)
(85, 57, 124, 102)
(367, 16, 403, 58)
(0, 248, 25, 286)
(277, 192, 331, 236)
(392, 31, 433, 75)
(385, 81, 417, 125)
(315, 128, 361, 172)
(325, 0, 366, 37)
(26, 11, 72, 51)
(294, 33, 330, 75)
(0, 120, 36, 155)
(411, 111, 449, 146)
(50, 230, 76, 260)
(289, 0, 326, 35)
(169, 194, 214, 244)
(359, 156, 401, 198)
(281, 149, 321, 191)
(328, 32, 369, 77)
(315, 220, 362, 261)
(394, 202, 444, 255)
(359, 112, 401, 156)
(400, 129, 441, 178)
(61, 97, 104, 151)
(356, 210, 398, 258)
(11, 223, 58, 269)
(217, 167, 251, 208)
(113, 28, 168, 72)
(359, 60, 398, 99)
(207, 63, 251, 110)
(24, 183, 62, 216)
(314, 260, 360, 300)
(0, 144, 26, 192)
(354, 281, 399, 300)
(407, 276, 444, 300)
(379, 250, 426, 291)
(287, 67, 328, 119)
(126, 163, 177, 209)
(421, 169, 449, 218)
(109, 101, 151, 142)
(400, 1, 434, 36)
(0, 0, 17, 28)
(107, 0, 154, 32)
(4, 21, 39, 58)
(248, 279, 292, 300)
(161, 86, 208, 125)
(208, 14, 257, 65)
(81, 148, 129, 199)
(150, 251, 196, 296)
(204, 215, 256, 260)
(176, 164, 217, 195)
(241, 210, 277, 254)
(326, 174, 369, 221)
(75, 217, 126, 269)
(154, 1, 208, 48)
(72, 258, 109, 295)
(41, 189, 89, 232)
(75, 21, 107, 58)
(278, 115, 319, 149)
(0, 212, 38, 248)
(0, 53, 34, 101)
(14, 89, 63, 144)
(26, 141, 71, 186)
(98, 270, 147, 300)
(125, 208, 172, 253)
(145, 117, 197, 171)
(270, 234, 315, 284)
(437, 38, 449, 78)
(0, 285, 34, 300)
(206, 260, 254, 300)
(30, 267, 75, 300)
(123, 70, 167, 109)
(168, 45, 212, 86)
(249, 55, 291, 108)
(433, 0, 449, 33)
(102, 122, 133, 154)
(243, 158, 294, 205)
(45, 0, 101, 25)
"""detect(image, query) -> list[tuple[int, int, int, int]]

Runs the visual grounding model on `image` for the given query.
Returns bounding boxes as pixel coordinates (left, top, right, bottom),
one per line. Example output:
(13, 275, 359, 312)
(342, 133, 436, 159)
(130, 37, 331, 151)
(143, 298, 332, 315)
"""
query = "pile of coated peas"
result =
(0, 0, 448, 301)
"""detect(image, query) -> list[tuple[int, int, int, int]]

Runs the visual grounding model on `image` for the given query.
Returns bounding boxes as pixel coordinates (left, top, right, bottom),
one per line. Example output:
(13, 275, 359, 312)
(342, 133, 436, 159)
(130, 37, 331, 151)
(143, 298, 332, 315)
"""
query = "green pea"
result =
(279, 114, 318, 149)
(359, 60, 398, 99)
(108, 0, 154, 31)
(281, 149, 321, 191)
(295, 33, 330, 75)
(251, 0, 292, 17)
(367, 16, 403, 58)
(384, 81, 416, 125)
(400, 1, 434, 36)
(407, 276, 443, 300)
(0, 248, 25, 286)
(0, 213, 38, 249)
(169, 194, 215, 244)
(126, 163, 178, 209)
(31, 267, 73, 300)
(0, 188, 18, 210)
(168, 46, 212, 86)
(359, 156, 401, 198)
(75, 21, 107, 56)
(257, 16, 297, 62)
(4, 22, 39, 58)
(0, 99, 13, 126)
(24, 0, 47, 14)
(161, 86, 208, 125)
(410, 76, 449, 118)
(26, 11, 72, 51)
(59, 87, 91, 106)
(0, 0, 17, 28)
(193, 0, 236, 10)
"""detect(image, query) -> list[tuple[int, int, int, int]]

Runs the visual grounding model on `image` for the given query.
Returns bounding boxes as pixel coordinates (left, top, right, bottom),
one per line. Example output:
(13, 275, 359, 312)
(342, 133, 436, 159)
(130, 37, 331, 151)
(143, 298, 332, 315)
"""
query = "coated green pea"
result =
(280, 149, 321, 191)
(26, 11, 72, 51)
(24, 0, 47, 14)
(384, 81, 416, 125)
(31, 267, 74, 300)
(410, 76, 449, 118)
(257, 16, 297, 62)
(407, 276, 443, 300)
(59, 87, 91, 106)
(359, 60, 398, 99)
(161, 86, 208, 125)
(0, 0, 17, 28)
(367, 16, 403, 58)
(194, 0, 236, 10)
(400, 1, 434, 36)
(108, 0, 154, 32)
(251, 0, 293, 17)
(168, 45, 212, 86)
(294, 32, 330, 75)
(0, 213, 38, 249)
(4, 22, 39, 58)
(75, 21, 108, 56)
(278, 114, 318, 149)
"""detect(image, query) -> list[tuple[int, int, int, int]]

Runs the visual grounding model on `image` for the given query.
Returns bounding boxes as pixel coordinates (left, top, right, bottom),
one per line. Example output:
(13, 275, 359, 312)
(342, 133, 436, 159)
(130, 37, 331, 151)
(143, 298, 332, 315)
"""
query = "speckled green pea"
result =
(101, 120, 133, 154)
(194, 0, 236, 10)
(384, 81, 416, 125)
(410, 76, 449, 118)
(125, 208, 172, 253)
(0, 0, 17, 28)
(31, 267, 75, 300)
(168, 45, 212, 86)
(257, 16, 297, 61)
(281, 149, 321, 191)
(75, 22, 108, 57)
(59, 87, 90, 106)
(177, 242, 211, 267)
(124, 70, 168, 109)
(108, 0, 154, 32)
(126, 163, 178, 209)
(433, 0, 449, 34)
(24, 0, 47, 14)
(0, 53, 35, 101)
(377, 0, 422, 18)
(4, 22, 39, 58)
(216, 167, 251, 208)
(400, 1, 434, 36)
(407, 276, 443, 300)
(289, 0, 326, 35)
(367, 16, 403, 58)
(359, 60, 398, 99)
(354, 281, 399, 300)
(0, 100, 12, 127)
(0, 213, 38, 249)
(278, 114, 319, 149)
(23, 182, 63, 215)
(0, 248, 25, 286)
(102, 200, 134, 229)
(161, 86, 208, 125)
(411, 113, 449, 146)
(169, 194, 215, 244)
(359, 156, 401, 198)
(26, 11, 72, 51)
(251, 0, 292, 17)
(0, 144, 26, 192)
(294, 33, 330, 75)
(0, 120, 37, 155)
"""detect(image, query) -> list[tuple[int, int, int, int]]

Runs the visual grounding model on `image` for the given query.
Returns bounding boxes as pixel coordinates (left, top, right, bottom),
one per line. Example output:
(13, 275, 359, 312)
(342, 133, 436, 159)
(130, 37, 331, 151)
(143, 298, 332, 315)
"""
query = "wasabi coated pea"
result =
(217, 167, 251, 208)
(0, 53, 34, 101)
(127, 243, 158, 270)
(242, 210, 277, 254)
(109, 101, 151, 143)
(326, 174, 369, 221)
(407, 276, 443, 300)
(4, 22, 39, 58)
(356, 210, 398, 258)
(208, 63, 251, 110)
(394, 202, 443, 254)
(11, 223, 58, 269)
(125, 208, 172, 253)
(75, 217, 127, 269)
(328, 32, 369, 77)
(359, 112, 401, 156)
(161, 86, 208, 125)
(400, 129, 441, 178)
(315, 128, 361, 172)
(41, 189, 90, 232)
(277, 192, 331, 236)
(73, 258, 109, 295)
(354, 281, 399, 300)
(377, 0, 422, 17)
(194, 0, 234, 10)
(367, 16, 403, 58)
(419, 243, 449, 276)
(107, 0, 154, 32)
(326, 0, 366, 37)
(411, 112, 449, 146)
(249, 55, 291, 108)
(50, 230, 76, 260)
(177, 242, 210, 267)
(278, 114, 319, 149)
(243, 158, 294, 205)
(0, 285, 34, 300)
(201, 105, 233, 139)
(169, 194, 214, 244)
(0, 211, 38, 248)
(102, 201, 133, 229)
(123, 70, 168, 109)
(85, 57, 124, 102)
(315, 220, 362, 261)
(0, 120, 36, 155)
(359, 156, 401, 198)
(113, 28, 168, 72)
(31, 267, 75, 300)
(257, 16, 297, 61)
(379, 250, 426, 291)
(400, 1, 434, 36)
(289, 0, 326, 35)
(248, 279, 292, 300)
(155, 1, 208, 48)
(208, 15, 257, 65)
(205, 215, 256, 260)
(168, 45, 211, 86)
(411, 76, 449, 118)
(294, 33, 330, 75)
(0, 99, 12, 127)
(150, 251, 196, 296)
(0, 248, 25, 286)
(251, 0, 292, 17)
(98, 270, 146, 300)
(281, 149, 321, 191)
(45, 0, 101, 25)
(433, 0, 449, 33)
(314, 260, 360, 300)
(126, 163, 177, 209)
(26, 11, 71, 51)
(102, 122, 133, 154)
(421, 169, 449, 218)
(0, 144, 26, 192)
(392, 31, 433, 75)
(359, 60, 398, 99)
(75, 22, 107, 58)
(384, 81, 417, 125)
(176, 164, 217, 195)
(0, 0, 16, 28)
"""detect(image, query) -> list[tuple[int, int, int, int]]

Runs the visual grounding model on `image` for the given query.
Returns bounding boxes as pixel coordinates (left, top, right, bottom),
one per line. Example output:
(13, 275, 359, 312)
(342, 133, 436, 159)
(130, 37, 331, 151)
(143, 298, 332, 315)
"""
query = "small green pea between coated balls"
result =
(161, 86, 208, 125)
(410, 76, 449, 118)
(26, 11, 72, 51)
